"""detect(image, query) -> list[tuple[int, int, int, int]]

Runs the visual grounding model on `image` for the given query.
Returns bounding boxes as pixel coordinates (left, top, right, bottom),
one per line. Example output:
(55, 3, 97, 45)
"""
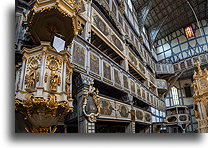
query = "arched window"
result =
(171, 86, 179, 105)
(127, 0, 133, 11)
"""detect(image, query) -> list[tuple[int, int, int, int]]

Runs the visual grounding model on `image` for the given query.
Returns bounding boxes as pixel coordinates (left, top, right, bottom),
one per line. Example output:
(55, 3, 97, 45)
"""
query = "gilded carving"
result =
(83, 82, 100, 122)
(44, 72, 48, 83)
(49, 71, 61, 92)
(15, 93, 73, 133)
(47, 94, 58, 110)
(65, 63, 74, 95)
(25, 58, 40, 90)
(46, 55, 63, 92)
(192, 60, 208, 133)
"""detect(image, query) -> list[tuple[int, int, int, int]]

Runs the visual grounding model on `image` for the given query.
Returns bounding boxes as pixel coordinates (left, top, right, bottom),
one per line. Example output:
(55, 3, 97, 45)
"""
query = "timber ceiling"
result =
(132, 0, 208, 42)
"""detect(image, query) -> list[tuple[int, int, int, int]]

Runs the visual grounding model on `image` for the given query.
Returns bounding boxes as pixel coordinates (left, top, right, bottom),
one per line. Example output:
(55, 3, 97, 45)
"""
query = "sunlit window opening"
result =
(171, 86, 179, 105)
(127, 0, 133, 11)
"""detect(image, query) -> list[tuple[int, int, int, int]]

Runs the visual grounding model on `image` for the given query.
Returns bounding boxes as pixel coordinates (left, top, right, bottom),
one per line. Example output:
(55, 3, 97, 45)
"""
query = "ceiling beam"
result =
(149, 15, 168, 43)
(137, 0, 153, 29)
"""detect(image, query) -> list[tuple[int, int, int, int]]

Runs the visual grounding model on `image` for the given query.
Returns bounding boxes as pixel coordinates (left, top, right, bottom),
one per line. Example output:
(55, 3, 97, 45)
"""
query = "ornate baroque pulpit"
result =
(192, 60, 208, 133)
(15, 0, 85, 133)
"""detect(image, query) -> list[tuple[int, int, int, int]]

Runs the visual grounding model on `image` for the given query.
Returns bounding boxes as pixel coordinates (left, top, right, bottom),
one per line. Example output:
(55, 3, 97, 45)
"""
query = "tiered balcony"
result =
(97, 95, 152, 124)
(165, 106, 190, 125)
(71, 38, 165, 110)
(173, 53, 208, 72)
(92, 1, 156, 73)
(156, 63, 175, 75)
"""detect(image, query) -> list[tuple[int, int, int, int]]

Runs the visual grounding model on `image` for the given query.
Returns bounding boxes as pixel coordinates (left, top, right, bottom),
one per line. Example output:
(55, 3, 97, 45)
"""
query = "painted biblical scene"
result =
(114, 69, 121, 85)
(93, 15, 109, 36)
(103, 61, 111, 80)
(73, 42, 86, 67)
(90, 53, 100, 75)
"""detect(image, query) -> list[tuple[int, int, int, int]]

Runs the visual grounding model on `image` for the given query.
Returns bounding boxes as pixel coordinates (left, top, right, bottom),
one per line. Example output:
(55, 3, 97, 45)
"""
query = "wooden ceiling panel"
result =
(132, 0, 207, 42)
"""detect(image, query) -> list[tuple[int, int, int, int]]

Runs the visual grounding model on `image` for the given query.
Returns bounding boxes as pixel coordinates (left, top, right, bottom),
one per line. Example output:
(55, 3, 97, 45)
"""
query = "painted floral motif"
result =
(90, 53, 99, 74)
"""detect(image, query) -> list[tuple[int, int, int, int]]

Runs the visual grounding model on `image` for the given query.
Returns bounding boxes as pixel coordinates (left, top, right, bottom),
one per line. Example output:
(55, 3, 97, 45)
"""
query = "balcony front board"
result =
(173, 53, 208, 72)
(92, 8, 125, 58)
(71, 40, 165, 110)
(97, 96, 152, 123)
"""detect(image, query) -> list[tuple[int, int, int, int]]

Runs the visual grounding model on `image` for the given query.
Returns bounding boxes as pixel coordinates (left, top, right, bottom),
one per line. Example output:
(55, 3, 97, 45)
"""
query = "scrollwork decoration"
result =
(82, 82, 100, 122)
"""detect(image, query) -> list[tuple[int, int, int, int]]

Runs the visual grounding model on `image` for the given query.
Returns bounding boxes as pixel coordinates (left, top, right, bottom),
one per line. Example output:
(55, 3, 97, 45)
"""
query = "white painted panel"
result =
(178, 35, 187, 43)
(204, 27, 208, 35)
(157, 46, 163, 54)
(197, 37, 206, 45)
(181, 43, 188, 51)
(165, 99, 170, 107)
(158, 53, 164, 61)
(189, 39, 196, 47)
(179, 53, 183, 59)
(173, 46, 180, 54)
(165, 50, 171, 58)
(195, 29, 201, 37)
(171, 38, 178, 46)
(163, 43, 170, 51)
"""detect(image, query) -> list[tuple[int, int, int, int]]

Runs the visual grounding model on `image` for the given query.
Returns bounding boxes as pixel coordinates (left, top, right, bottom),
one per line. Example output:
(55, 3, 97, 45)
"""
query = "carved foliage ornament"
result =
(24, 56, 41, 91)
(47, 55, 62, 92)
(15, 93, 73, 133)
(82, 82, 100, 122)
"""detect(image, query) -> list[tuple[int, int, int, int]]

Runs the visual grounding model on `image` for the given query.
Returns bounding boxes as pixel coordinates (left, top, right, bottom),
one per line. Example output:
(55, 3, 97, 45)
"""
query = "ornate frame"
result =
(82, 82, 100, 122)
